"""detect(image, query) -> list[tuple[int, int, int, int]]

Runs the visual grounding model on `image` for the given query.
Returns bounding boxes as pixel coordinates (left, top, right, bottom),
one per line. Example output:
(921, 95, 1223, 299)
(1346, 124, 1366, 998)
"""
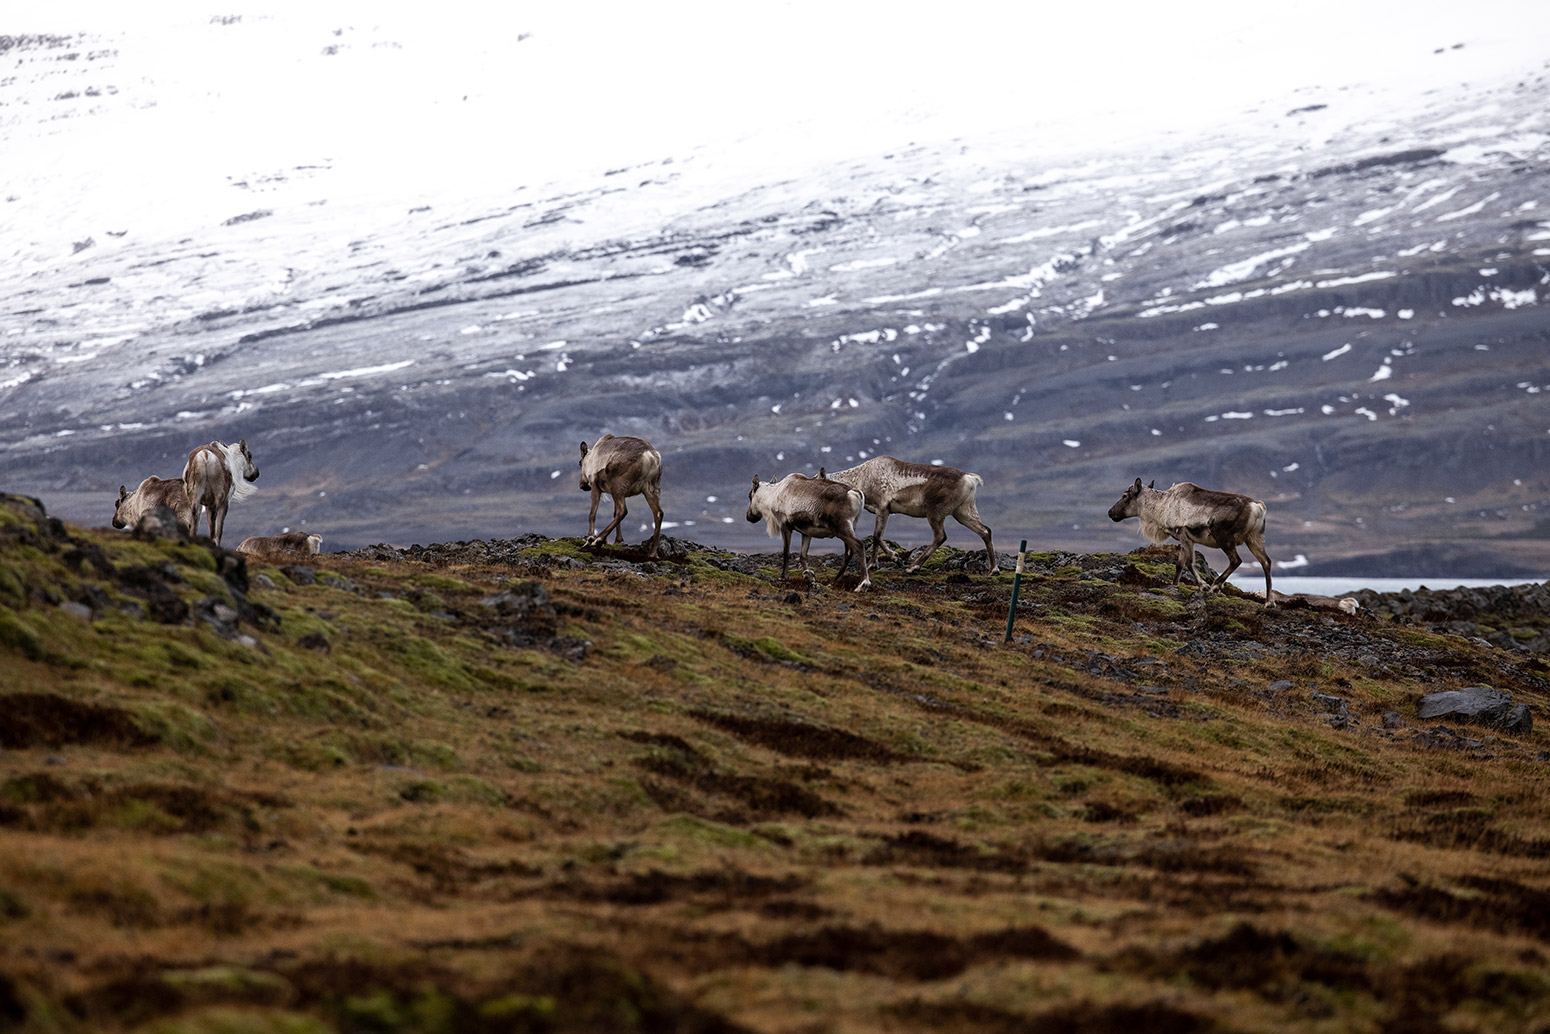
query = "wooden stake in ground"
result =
(1004, 539, 1027, 642)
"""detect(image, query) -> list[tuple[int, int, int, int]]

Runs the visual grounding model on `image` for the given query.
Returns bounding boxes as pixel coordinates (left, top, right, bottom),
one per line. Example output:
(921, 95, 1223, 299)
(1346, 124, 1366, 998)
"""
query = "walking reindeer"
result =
(746, 473, 870, 591)
(1108, 478, 1273, 607)
(579, 434, 664, 558)
(821, 457, 996, 574)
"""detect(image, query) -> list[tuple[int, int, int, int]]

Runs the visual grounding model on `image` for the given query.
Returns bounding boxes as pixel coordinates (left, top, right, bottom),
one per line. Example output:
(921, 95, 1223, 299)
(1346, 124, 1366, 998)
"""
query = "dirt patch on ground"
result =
(60, 944, 750, 1034)
(0, 775, 292, 842)
(543, 867, 810, 907)
(625, 728, 841, 820)
(1371, 873, 1550, 940)
(0, 693, 159, 749)
(894, 999, 1218, 1034)
(689, 709, 913, 764)
(645, 921, 1077, 984)
(1115, 922, 1371, 1000)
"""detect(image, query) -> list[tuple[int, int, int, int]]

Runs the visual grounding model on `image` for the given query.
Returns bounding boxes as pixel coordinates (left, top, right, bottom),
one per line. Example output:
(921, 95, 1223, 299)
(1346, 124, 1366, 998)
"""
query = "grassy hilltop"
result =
(1, 492, 1549, 1034)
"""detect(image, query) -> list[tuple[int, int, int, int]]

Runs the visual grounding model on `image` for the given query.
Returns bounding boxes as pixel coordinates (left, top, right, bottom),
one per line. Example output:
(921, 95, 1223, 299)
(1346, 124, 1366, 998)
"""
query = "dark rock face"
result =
(1354, 581, 1550, 655)
(0, 494, 275, 637)
(131, 504, 191, 543)
(3, 49, 1549, 569)
(480, 582, 555, 623)
(1417, 686, 1533, 735)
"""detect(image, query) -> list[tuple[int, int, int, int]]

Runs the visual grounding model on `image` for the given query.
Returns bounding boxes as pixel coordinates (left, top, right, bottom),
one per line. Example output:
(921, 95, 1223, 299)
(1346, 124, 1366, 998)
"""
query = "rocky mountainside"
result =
(2, 22, 1549, 574)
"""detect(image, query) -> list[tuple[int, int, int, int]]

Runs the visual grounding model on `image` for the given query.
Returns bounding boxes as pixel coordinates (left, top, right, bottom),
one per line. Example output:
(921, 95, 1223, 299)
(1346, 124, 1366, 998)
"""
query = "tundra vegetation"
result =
(0, 492, 1548, 1033)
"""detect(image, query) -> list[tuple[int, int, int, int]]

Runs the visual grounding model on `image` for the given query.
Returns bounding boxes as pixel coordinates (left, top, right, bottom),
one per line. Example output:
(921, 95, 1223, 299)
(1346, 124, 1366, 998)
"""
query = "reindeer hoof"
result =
(854, 579, 871, 592)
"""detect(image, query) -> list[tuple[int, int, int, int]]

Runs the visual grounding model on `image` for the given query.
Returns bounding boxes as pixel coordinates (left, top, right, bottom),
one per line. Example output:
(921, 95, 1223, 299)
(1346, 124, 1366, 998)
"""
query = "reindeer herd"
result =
(568, 433, 1273, 605)
(111, 438, 308, 561)
(110, 432, 1276, 606)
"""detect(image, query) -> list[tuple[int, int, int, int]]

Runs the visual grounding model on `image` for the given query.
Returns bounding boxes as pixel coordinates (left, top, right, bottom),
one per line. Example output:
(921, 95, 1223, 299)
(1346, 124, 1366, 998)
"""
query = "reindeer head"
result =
(112, 484, 131, 529)
(236, 439, 259, 482)
(1108, 478, 1147, 522)
(577, 441, 591, 491)
(745, 474, 763, 523)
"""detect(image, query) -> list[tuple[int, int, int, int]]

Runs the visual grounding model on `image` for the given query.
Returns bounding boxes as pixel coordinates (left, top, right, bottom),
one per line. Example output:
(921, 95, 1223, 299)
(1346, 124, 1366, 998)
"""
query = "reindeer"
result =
(746, 473, 870, 591)
(1108, 478, 1273, 607)
(113, 476, 196, 536)
(183, 439, 259, 546)
(237, 531, 322, 562)
(578, 434, 664, 557)
(820, 457, 996, 574)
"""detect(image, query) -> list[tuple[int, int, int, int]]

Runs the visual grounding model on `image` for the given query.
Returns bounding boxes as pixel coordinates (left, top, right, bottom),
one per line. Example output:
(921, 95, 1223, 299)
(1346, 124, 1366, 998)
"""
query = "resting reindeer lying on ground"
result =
(747, 473, 870, 591)
(1269, 589, 1358, 614)
(579, 434, 664, 558)
(237, 532, 322, 561)
(184, 439, 259, 546)
(113, 476, 196, 536)
(820, 457, 996, 574)
(1108, 478, 1273, 607)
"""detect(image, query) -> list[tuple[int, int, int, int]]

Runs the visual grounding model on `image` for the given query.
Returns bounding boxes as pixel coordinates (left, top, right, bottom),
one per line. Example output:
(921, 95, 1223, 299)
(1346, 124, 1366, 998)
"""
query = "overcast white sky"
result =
(9, 1, 1550, 242)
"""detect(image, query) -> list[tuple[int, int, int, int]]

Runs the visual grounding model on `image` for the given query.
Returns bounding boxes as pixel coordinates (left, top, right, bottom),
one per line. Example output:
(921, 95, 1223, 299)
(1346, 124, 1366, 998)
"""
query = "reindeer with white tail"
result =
(578, 434, 664, 558)
(1108, 478, 1273, 607)
(183, 439, 260, 547)
(746, 472, 870, 591)
(820, 457, 996, 575)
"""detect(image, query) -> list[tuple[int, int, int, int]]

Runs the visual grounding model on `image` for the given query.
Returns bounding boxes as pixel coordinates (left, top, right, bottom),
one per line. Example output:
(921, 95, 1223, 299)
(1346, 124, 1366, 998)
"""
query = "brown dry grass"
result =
(1, 507, 1548, 1033)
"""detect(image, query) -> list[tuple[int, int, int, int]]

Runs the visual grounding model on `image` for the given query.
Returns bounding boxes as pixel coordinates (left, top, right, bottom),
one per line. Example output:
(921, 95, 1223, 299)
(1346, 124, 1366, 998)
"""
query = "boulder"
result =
(132, 504, 191, 542)
(1416, 686, 1531, 733)
(480, 581, 554, 619)
(1310, 693, 1348, 715)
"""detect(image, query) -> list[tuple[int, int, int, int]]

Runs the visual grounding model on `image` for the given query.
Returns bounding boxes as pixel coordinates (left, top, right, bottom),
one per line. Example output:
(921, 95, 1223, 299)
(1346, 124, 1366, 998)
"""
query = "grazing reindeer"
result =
(821, 457, 996, 574)
(183, 439, 259, 546)
(578, 434, 664, 558)
(746, 473, 870, 591)
(113, 476, 196, 536)
(237, 531, 322, 562)
(1108, 478, 1273, 607)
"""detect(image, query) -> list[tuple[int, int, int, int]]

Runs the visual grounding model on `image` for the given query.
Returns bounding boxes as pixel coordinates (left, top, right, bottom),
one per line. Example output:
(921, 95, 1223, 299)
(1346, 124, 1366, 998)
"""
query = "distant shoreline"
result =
(1228, 574, 1549, 597)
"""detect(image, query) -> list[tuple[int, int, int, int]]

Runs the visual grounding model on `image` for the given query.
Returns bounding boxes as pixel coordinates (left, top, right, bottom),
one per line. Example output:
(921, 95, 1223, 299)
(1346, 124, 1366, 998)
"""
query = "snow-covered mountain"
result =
(3, 12, 1549, 573)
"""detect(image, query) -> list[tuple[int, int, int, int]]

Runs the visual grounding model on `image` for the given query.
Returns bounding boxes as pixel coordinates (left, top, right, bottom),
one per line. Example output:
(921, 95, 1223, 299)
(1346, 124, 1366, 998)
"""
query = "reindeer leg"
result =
(953, 502, 996, 575)
(779, 527, 793, 581)
(871, 509, 898, 565)
(1216, 545, 1244, 594)
(595, 494, 629, 546)
(211, 503, 226, 547)
(585, 486, 603, 544)
(840, 525, 870, 591)
(798, 534, 815, 574)
(643, 481, 663, 558)
(1245, 532, 1274, 608)
(1174, 533, 1198, 590)
(907, 516, 949, 572)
